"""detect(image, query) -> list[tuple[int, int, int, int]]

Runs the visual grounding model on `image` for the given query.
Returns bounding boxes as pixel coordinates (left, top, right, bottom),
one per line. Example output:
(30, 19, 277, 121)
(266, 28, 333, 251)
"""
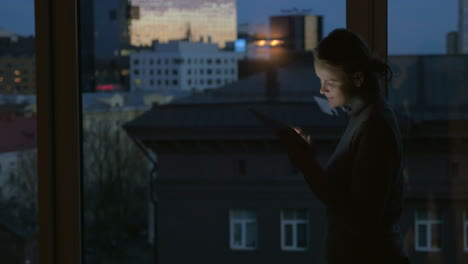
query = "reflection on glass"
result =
(0, 1, 38, 263)
(81, 0, 345, 262)
(389, 0, 461, 262)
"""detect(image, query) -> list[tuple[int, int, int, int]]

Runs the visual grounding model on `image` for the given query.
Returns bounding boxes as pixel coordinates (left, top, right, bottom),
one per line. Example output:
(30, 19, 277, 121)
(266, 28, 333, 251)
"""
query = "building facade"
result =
(269, 14, 323, 53)
(129, 0, 237, 48)
(130, 41, 242, 92)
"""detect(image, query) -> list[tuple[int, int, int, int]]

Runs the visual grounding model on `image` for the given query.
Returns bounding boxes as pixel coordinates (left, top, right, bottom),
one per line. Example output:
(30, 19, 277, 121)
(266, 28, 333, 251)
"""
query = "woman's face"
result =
(314, 58, 353, 108)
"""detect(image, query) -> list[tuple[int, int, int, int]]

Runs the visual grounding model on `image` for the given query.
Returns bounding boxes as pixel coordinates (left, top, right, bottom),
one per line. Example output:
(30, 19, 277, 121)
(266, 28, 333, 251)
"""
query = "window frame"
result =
(464, 210, 468, 252)
(414, 209, 443, 252)
(35, 0, 387, 263)
(280, 209, 309, 251)
(229, 209, 257, 251)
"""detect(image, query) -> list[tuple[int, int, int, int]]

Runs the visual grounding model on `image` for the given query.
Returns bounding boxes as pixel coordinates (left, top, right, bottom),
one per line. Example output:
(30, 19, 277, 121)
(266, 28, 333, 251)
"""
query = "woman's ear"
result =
(353, 72, 364, 87)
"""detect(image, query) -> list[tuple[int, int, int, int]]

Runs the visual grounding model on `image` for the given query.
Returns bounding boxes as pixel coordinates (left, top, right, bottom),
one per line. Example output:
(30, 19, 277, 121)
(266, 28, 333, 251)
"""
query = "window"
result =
(150, 79, 154, 86)
(133, 70, 139, 75)
(157, 69, 161, 75)
(172, 69, 178, 75)
(216, 69, 221, 74)
(415, 209, 443, 252)
(216, 79, 221, 85)
(464, 210, 468, 252)
(149, 69, 153, 75)
(207, 59, 212, 64)
(281, 209, 309, 251)
(187, 80, 192, 85)
(200, 69, 204, 75)
(149, 59, 154, 65)
(230, 209, 257, 250)
(207, 69, 212, 75)
(187, 69, 192, 75)
(133, 59, 139, 65)
(172, 80, 178, 85)
(207, 79, 212, 85)
(215, 58, 221, 64)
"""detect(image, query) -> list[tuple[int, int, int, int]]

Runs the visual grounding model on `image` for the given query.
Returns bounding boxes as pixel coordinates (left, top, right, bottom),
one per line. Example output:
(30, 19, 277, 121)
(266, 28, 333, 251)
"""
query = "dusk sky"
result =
(0, 0, 458, 55)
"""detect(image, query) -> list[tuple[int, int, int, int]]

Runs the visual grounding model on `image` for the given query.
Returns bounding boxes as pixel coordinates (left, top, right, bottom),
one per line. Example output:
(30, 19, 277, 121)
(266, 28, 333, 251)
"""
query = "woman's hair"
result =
(314, 28, 392, 100)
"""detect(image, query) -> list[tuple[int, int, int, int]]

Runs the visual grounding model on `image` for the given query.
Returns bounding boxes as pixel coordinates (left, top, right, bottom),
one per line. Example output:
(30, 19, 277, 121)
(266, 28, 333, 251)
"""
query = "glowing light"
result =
(14, 70, 21, 75)
(0, 77, 3, 82)
(270, 39, 284, 47)
(255, 40, 267, 46)
(14, 78, 22, 83)
(96, 84, 122, 91)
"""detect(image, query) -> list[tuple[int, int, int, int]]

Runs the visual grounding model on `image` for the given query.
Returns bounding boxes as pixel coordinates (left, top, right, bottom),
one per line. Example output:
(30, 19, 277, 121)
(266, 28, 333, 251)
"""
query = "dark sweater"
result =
(318, 95, 407, 263)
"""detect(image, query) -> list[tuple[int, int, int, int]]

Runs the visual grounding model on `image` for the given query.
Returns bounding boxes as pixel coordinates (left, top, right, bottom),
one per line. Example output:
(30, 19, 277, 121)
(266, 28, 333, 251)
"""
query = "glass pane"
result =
(245, 222, 257, 248)
(283, 209, 294, 220)
(231, 209, 242, 219)
(297, 223, 308, 248)
(0, 1, 38, 263)
(415, 209, 428, 220)
(285, 224, 293, 247)
(430, 223, 442, 249)
(296, 209, 308, 220)
(80, 0, 345, 262)
(417, 224, 428, 248)
(390, 0, 460, 261)
(244, 209, 256, 220)
(233, 223, 243, 247)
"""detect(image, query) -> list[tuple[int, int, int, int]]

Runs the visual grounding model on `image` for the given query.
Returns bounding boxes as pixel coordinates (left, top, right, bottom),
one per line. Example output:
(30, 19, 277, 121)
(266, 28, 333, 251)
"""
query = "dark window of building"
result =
(133, 59, 139, 65)
(207, 79, 212, 85)
(165, 80, 169, 85)
(216, 79, 221, 84)
(133, 70, 139, 75)
(149, 70, 154, 75)
(157, 80, 162, 85)
(188, 69, 192, 75)
(157, 69, 161, 75)
(238, 160, 246, 175)
(172, 69, 178, 75)
(207, 69, 212, 74)
(149, 59, 154, 65)
(109, 9, 117, 20)
(188, 80, 192, 85)
(216, 69, 221, 74)
(172, 80, 178, 85)
(216, 58, 221, 64)
(207, 59, 212, 64)
(150, 79, 154, 85)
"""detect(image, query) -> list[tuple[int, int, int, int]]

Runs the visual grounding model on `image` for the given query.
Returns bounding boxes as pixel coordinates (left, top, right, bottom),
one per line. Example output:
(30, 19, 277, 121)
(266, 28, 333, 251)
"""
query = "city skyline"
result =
(0, 0, 458, 55)
(130, 0, 237, 47)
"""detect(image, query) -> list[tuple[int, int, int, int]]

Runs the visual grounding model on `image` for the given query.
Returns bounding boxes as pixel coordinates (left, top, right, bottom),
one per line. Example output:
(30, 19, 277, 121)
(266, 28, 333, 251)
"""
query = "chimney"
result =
(207, 35, 212, 43)
(266, 64, 279, 101)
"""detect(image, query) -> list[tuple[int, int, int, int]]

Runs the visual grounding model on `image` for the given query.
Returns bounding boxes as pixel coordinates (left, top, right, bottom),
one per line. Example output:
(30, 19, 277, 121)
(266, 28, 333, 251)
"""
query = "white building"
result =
(130, 41, 243, 92)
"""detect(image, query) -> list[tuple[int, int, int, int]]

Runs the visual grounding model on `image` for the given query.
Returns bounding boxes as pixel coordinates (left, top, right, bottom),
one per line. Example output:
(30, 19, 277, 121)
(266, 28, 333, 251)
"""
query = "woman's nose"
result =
(320, 83, 327, 94)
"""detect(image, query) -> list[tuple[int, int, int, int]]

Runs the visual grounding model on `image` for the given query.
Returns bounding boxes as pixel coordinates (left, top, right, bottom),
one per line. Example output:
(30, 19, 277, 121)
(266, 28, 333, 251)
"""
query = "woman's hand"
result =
(276, 127, 316, 171)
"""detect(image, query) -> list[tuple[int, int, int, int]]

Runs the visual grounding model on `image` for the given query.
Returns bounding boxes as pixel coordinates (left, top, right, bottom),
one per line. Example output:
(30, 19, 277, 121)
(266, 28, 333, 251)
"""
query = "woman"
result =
(278, 28, 409, 264)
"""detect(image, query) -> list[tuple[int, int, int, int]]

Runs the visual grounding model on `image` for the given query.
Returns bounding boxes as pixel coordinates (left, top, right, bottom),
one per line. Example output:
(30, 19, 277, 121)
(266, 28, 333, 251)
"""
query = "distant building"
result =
(0, 57, 36, 94)
(388, 54, 468, 121)
(459, 0, 468, 53)
(447, 31, 459, 54)
(129, 0, 237, 48)
(269, 14, 323, 53)
(130, 41, 242, 92)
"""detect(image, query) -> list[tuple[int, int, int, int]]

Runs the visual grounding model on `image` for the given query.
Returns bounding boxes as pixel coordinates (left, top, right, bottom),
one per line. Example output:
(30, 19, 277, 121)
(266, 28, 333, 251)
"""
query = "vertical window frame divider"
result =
(36, 0, 82, 263)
